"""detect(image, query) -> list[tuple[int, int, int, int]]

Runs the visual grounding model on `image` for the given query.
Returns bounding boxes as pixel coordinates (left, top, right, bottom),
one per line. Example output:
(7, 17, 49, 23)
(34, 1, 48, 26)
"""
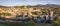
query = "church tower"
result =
(48, 9, 54, 20)
(50, 11, 53, 17)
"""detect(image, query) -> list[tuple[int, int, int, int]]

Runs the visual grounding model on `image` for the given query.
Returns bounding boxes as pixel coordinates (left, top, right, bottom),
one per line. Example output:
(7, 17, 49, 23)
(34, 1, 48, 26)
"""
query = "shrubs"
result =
(0, 13, 11, 16)
(53, 16, 60, 26)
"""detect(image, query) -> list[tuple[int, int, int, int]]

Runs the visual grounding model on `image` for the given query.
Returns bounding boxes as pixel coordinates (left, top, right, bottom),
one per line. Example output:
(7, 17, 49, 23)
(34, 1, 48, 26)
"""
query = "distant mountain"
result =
(0, 4, 60, 8)
(27, 4, 60, 8)
(0, 5, 10, 8)
(45, 4, 60, 7)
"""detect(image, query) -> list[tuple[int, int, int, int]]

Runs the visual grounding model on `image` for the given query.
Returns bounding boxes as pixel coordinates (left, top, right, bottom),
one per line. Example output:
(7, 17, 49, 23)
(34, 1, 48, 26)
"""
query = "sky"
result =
(0, 0, 60, 6)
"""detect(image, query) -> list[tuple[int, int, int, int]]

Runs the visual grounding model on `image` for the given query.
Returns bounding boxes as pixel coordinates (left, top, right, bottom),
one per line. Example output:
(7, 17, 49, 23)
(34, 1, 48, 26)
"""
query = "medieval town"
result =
(0, 0, 60, 26)
(0, 5, 60, 26)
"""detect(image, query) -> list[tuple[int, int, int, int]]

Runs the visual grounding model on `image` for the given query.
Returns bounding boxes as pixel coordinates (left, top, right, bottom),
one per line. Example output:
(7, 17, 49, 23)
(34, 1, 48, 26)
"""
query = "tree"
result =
(1, 12, 11, 16)
(53, 16, 60, 26)
(42, 9, 48, 15)
(31, 11, 42, 15)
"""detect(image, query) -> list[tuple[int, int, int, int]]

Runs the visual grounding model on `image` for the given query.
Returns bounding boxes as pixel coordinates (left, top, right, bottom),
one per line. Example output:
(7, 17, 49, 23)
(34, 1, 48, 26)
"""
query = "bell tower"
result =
(50, 11, 53, 17)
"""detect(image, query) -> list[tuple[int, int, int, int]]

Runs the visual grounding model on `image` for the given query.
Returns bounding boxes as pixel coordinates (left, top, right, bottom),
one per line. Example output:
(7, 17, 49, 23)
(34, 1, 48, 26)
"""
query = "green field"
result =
(0, 21, 52, 26)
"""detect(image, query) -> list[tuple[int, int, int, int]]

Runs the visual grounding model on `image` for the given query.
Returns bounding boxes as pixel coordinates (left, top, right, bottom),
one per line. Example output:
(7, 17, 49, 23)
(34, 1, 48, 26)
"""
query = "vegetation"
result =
(42, 9, 48, 15)
(53, 16, 60, 26)
(0, 13, 11, 20)
(0, 13, 11, 16)
(31, 11, 42, 15)
(31, 12, 38, 15)
(0, 21, 36, 26)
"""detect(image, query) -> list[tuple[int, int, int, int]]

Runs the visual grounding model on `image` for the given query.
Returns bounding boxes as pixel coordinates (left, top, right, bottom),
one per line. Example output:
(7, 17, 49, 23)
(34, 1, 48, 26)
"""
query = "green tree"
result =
(31, 11, 42, 15)
(53, 16, 60, 26)
(1, 13, 11, 16)
(42, 9, 48, 15)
